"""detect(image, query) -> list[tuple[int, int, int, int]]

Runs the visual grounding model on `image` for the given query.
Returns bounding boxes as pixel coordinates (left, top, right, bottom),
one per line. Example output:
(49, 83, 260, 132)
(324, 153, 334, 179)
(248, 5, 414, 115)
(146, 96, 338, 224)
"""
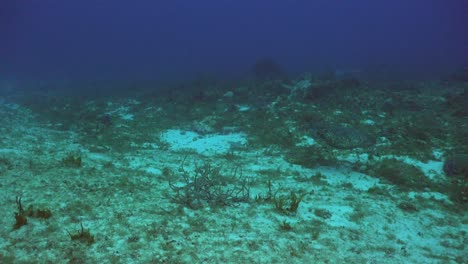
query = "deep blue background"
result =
(2, 0, 467, 81)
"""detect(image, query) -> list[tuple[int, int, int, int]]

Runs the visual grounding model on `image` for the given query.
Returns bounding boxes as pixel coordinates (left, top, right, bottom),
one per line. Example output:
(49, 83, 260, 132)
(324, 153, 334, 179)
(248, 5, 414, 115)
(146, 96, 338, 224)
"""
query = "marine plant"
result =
(168, 160, 251, 209)
(68, 223, 95, 245)
(254, 180, 275, 204)
(13, 197, 28, 229)
(13, 197, 53, 230)
(35, 208, 53, 219)
(273, 191, 305, 215)
(279, 220, 293, 231)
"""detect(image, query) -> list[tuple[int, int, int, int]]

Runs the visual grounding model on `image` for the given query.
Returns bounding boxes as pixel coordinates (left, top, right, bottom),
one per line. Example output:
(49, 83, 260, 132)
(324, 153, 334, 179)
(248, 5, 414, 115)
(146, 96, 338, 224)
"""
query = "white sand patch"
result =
(361, 119, 375, 125)
(87, 152, 113, 163)
(0, 148, 23, 155)
(317, 205, 357, 228)
(144, 167, 162, 175)
(160, 129, 247, 155)
(237, 105, 251, 112)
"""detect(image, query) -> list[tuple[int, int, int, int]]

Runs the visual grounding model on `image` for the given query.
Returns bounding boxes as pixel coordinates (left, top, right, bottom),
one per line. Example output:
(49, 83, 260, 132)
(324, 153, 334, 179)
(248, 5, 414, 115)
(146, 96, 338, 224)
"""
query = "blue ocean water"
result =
(1, 1, 467, 263)
(2, 0, 467, 81)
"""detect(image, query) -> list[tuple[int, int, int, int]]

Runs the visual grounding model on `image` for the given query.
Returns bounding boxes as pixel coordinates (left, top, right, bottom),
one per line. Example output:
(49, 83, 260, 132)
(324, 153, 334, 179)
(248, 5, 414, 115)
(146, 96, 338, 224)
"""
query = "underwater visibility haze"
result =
(0, 1, 467, 263)
(2, 0, 467, 81)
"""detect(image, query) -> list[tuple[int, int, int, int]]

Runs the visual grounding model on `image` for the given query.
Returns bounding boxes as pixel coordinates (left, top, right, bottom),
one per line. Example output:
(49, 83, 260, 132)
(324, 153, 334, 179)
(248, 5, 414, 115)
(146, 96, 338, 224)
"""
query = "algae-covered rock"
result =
(369, 158, 433, 191)
(443, 154, 468, 180)
(316, 124, 375, 149)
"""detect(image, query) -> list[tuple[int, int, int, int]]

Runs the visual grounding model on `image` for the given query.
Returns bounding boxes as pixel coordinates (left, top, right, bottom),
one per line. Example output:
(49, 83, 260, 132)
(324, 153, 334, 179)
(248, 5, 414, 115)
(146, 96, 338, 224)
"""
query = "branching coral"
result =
(168, 160, 251, 209)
